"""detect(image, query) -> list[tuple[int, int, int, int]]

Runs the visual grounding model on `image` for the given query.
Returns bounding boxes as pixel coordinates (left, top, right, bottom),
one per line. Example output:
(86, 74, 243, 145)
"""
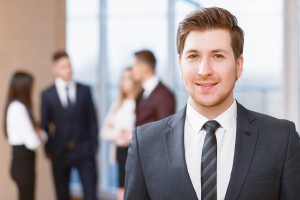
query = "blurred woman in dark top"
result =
(4, 71, 46, 200)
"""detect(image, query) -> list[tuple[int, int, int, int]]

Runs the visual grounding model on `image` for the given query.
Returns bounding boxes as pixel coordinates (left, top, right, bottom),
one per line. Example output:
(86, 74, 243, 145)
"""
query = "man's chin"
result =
(192, 96, 220, 107)
(63, 77, 72, 82)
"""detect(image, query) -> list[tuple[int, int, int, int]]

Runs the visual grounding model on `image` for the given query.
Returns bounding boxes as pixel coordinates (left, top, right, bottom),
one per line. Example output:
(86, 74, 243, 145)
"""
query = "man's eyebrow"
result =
(211, 49, 228, 53)
(184, 49, 229, 54)
(184, 49, 198, 54)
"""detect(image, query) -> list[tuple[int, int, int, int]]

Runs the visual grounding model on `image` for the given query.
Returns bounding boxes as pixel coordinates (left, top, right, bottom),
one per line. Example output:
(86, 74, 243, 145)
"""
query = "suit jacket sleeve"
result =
(41, 92, 52, 155)
(124, 128, 150, 200)
(280, 122, 300, 199)
(86, 87, 99, 149)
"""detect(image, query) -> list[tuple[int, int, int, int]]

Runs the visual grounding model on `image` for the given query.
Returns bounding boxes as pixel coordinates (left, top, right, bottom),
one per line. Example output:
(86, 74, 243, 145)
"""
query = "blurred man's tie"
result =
(66, 86, 72, 109)
(136, 88, 145, 104)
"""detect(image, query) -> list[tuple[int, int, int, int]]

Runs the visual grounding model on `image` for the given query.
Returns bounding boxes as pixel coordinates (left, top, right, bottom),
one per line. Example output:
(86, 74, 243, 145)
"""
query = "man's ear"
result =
(178, 54, 183, 77)
(236, 55, 243, 79)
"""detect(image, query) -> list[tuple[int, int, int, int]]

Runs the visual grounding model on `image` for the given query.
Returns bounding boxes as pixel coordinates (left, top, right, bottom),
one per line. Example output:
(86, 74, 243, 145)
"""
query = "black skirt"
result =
(10, 145, 36, 200)
(116, 147, 128, 187)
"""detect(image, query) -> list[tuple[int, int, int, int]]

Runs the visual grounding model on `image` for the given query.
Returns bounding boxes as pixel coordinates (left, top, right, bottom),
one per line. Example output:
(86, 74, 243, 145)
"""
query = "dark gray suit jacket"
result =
(125, 103, 300, 200)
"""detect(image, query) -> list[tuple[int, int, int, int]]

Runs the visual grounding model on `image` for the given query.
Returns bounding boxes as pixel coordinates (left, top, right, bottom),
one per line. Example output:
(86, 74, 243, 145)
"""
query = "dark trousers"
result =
(116, 147, 128, 188)
(10, 145, 36, 200)
(52, 150, 98, 200)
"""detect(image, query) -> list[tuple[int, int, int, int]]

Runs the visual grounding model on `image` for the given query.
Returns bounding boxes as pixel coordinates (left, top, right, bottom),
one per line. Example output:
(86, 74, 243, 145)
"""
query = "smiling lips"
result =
(195, 82, 218, 90)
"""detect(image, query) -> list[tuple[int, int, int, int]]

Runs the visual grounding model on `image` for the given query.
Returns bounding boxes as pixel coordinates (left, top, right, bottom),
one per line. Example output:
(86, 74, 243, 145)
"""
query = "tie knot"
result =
(203, 120, 220, 133)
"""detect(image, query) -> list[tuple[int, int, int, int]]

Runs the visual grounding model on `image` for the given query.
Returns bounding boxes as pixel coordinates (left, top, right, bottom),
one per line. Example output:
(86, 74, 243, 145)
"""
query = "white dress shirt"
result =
(55, 78, 76, 108)
(184, 99, 237, 200)
(6, 101, 40, 150)
(101, 99, 136, 163)
(142, 76, 159, 99)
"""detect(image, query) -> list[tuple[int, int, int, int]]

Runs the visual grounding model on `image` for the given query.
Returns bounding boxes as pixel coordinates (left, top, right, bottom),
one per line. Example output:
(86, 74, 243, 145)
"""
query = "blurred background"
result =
(0, 0, 299, 199)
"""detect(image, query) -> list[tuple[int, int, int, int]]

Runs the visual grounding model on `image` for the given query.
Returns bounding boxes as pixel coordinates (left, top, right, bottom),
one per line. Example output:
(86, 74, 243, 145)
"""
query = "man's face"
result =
(179, 29, 243, 113)
(52, 56, 72, 82)
(131, 58, 147, 83)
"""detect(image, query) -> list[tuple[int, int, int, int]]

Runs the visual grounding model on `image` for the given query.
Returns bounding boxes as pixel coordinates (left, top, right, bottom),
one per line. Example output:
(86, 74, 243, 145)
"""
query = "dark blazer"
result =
(41, 83, 98, 159)
(136, 82, 176, 126)
(125, 102, 300, 200)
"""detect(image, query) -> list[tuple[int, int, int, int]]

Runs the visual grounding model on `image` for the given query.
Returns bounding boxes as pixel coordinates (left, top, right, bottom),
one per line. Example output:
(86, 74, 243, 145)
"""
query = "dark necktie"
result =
(136, 88, 145, 104)
(201, 120, 220, 200)
(66, 86, 72, 108)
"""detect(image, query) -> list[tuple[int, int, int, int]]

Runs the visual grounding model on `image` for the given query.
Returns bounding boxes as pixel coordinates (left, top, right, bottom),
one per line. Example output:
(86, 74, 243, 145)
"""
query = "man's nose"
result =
(197, 58, 213, 76)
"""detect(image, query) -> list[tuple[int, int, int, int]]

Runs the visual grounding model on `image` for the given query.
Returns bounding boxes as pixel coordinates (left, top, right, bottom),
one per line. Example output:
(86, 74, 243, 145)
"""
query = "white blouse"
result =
(6, 101, 40, 150)
(101, 99, 136, 163)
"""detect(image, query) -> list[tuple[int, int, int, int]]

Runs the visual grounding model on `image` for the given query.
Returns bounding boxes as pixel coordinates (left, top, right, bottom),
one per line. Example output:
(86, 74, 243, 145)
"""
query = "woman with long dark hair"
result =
(4, 71, 45, 200)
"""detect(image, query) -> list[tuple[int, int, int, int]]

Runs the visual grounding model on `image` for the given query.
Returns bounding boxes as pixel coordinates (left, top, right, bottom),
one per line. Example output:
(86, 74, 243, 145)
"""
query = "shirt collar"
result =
(55, 78, 75, 89)
(142, 76, 159, 96)
(186, 98, 237, 134)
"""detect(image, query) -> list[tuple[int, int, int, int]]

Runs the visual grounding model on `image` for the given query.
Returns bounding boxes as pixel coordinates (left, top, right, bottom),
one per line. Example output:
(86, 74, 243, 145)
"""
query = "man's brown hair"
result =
(134, 50, 156, 71)
(52, 50, 69, 62)
(177, 7, 244, 59)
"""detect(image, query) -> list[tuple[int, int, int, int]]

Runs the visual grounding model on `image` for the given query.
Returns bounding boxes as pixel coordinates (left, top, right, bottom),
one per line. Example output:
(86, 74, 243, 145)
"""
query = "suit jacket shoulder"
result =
(225, 102, 300, 200)
(135, 81, 176, 126)
(156, 82, 173, 93)
(238, 103, 294, 134)
(137, 107, 180, 130)
(42, 84, 56, 95)
(76, 82, 90, 90)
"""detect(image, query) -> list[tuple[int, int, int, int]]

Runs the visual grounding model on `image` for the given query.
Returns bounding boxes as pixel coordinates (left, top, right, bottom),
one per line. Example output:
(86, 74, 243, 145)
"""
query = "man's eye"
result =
(212, 54, 224, 59)
(187, 54, 198, 59)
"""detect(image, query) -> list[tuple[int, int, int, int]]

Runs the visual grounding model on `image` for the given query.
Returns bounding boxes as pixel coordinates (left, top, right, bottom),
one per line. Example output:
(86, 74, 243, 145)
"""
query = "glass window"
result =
(102, 0, 199, 195)
(101, 0, 169, 194)
(106, 0, 168, 100)
(66, 0, 100, 196)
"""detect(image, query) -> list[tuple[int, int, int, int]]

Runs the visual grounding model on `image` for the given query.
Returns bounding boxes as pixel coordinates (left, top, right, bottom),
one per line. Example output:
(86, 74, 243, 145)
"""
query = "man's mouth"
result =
(195, 82, 218, 89)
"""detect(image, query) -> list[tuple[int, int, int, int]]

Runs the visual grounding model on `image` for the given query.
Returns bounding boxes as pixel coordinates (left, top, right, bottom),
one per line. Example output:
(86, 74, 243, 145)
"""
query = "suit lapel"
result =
(52, 85, 65, 110)
(73, 83, 80, 110)
(225, 103, 259, 200)
(164, 108, 198, 200)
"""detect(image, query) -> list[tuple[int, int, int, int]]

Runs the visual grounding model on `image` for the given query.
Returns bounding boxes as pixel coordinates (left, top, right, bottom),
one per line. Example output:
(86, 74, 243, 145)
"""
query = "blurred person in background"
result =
(4, 71, 46, 200)
(132, 49, 176, 126)
(101, 67, 140, 200)
(41, 51, 98, 200)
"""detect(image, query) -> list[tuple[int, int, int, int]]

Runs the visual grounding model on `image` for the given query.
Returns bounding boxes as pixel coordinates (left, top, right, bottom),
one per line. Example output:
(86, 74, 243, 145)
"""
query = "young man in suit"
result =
(124, 7, 300, 200)
(41, 51, 98, 200)
(132, 49, 176, 126)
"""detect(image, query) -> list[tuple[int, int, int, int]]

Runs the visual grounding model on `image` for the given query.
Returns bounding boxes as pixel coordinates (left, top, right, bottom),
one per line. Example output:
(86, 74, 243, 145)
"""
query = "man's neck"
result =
(141, 74, 155, 85)
(55, 77, 73, 85)
(189, 96, 235, 120)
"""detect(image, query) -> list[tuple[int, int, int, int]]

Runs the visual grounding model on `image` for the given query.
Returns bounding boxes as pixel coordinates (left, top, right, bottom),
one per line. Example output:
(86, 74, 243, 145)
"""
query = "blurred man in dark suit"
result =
(41, 51, 98, 200)
(132, 50, 176, 126)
